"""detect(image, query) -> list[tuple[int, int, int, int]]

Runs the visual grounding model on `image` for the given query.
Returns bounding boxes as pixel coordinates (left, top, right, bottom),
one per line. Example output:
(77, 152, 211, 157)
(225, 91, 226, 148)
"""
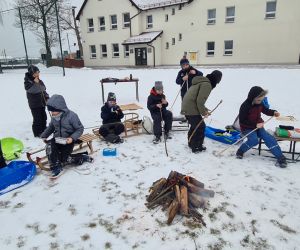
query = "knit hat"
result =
(27, 65, 40, 76)
(47, 105, 62, 112)
(154, 81, 163, 91)
(180, 58, 190, 66)
(206, 70, 222, 89)
(107, 92, 116, 102)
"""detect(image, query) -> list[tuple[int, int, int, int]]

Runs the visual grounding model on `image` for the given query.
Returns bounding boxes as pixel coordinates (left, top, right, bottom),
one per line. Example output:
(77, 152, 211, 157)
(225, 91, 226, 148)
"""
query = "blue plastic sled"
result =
(0, 161, 36, 196)
(205, 126, 241, 145)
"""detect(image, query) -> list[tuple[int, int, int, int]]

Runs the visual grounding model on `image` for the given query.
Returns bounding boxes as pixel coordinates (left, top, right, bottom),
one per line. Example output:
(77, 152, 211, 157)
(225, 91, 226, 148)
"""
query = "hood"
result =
(46, 94, 69, 112)
(25, 72, 34, 81)
(150, 87, 159, 96)
(247, 86, 267, 103)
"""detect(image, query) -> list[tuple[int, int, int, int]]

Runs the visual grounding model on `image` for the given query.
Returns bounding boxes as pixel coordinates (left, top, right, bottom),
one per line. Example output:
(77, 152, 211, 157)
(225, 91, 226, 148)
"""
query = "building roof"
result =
(129, 0, 191, 10)
(122, 31, 163, 45)
(76, 0, 193, 20)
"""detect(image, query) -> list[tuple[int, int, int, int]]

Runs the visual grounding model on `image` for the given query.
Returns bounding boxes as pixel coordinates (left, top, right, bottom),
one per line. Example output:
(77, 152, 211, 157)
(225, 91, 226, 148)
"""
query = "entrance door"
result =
(135, 48, 147, 66)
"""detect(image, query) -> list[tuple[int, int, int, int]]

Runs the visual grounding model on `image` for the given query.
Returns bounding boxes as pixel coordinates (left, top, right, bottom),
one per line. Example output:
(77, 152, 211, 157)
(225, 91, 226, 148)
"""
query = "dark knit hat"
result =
(154, 81, 163, 91)
(107, 92, 116, 102)
(180, 58, 190, 66)
(47, 105, 62, 112)
(206, 70, 223, 89)
(27, 65, 40, 76)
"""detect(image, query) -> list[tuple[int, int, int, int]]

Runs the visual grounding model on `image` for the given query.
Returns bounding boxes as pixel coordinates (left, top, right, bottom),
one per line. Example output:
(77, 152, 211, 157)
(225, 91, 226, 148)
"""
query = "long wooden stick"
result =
(216, 116, 274, 156)
(160, 108, 169, 157)
(188, 100, 223, 143)
(170, 80, 187, 111)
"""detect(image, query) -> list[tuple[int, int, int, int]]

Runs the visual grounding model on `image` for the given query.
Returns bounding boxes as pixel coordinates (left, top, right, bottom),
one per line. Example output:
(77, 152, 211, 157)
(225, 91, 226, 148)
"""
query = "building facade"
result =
(76, 0, 300, 67)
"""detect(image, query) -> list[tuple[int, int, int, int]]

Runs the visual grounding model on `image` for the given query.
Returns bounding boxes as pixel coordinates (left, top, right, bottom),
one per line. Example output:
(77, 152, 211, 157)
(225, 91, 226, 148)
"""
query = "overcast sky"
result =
(0, 0, 84, 58)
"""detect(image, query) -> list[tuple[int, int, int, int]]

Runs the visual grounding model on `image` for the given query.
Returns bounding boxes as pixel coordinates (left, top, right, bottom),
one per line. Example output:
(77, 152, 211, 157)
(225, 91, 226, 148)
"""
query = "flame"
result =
(184, 176, 190, 182)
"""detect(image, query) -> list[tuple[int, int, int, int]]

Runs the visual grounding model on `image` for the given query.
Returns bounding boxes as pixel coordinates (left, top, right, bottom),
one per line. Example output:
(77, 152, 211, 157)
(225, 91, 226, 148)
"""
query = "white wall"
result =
(78, 0, 300, 66)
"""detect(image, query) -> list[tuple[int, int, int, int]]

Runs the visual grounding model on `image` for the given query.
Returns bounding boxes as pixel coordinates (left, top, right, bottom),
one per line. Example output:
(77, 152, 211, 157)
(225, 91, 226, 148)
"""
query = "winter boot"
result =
(50, 163, 63, 178)
(164, 132, 172, 140)
(153, 136, 161, 144)
(275, 156, 287, 168)
(236, 149, 244, 159)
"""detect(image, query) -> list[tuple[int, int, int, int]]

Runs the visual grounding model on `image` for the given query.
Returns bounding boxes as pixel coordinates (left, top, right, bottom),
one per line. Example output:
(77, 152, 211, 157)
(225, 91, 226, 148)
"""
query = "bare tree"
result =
(15, 0, 70, 66)
(59, 5, 83, 57)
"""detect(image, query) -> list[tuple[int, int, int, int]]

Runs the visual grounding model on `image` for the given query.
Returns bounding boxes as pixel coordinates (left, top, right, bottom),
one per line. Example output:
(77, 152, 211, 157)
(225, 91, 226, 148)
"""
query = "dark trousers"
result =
(151, 110, 173, 137)
(99, 123, 125, 138)
(47, 138, 74, 167)
(0, 142, 7, 168)
(187, 115, 205, 149)
(30, 107, 47, 137)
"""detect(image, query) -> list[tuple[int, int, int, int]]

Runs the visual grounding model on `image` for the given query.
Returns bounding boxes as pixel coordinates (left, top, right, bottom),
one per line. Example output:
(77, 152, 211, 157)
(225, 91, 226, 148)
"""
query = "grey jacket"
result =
(40, 95, 84, 141)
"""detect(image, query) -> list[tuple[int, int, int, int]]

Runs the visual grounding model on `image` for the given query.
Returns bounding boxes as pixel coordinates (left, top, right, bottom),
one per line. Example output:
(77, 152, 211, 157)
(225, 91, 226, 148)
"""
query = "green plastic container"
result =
(0, 138, 24, 161)
(276, 128, 289, 138)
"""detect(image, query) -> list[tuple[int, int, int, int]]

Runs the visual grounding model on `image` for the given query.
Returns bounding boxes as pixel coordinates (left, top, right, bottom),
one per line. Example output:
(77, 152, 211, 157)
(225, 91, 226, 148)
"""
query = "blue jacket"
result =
(101, 103, 124, 124)
(176, 66, 203, 97)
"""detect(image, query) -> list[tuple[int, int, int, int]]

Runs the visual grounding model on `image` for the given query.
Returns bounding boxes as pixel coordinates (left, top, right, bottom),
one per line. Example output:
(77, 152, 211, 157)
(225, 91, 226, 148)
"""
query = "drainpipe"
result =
(130, 10, 142, 37)
(147, 44, 155, 67)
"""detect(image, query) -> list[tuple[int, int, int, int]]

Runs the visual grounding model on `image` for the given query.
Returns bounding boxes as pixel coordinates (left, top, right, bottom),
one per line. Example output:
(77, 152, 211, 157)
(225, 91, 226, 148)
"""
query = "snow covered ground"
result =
(0, 65, 300, 250)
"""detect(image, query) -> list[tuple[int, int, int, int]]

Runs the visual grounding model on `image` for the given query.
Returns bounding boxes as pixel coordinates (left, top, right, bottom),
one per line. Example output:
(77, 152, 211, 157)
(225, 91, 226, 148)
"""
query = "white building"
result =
(76, 0, 300, 67)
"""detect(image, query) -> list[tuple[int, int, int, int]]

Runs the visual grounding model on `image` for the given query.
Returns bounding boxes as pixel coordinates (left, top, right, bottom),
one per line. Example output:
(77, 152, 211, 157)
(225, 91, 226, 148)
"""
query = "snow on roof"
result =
(123, 31, 163, 45)
(131, 0, 190, 10)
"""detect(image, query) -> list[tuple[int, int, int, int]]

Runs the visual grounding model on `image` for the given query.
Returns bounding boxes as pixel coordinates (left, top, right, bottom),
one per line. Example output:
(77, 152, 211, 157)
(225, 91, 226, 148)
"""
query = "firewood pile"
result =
(145, 171, 215, 226)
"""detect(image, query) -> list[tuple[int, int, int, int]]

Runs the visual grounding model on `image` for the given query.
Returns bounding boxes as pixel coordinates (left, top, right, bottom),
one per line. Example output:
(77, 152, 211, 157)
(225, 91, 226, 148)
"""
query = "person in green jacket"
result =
(181, 70, 222, 153)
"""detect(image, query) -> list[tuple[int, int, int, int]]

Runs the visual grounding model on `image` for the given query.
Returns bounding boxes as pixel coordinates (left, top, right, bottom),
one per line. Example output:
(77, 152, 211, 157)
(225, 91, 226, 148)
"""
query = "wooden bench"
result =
(257, 134, 300, 161)
(92, 112, 142, 139)
(26, 133, 98, 171)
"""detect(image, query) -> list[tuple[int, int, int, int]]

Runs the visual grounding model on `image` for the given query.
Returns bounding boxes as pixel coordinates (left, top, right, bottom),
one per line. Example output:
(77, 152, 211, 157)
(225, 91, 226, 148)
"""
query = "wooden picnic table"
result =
(100, 77, 140, 104)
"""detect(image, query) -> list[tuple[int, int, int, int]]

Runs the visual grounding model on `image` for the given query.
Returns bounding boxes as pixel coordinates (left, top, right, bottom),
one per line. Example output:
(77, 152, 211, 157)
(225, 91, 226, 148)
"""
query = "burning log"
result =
(145, 171, 214, 226)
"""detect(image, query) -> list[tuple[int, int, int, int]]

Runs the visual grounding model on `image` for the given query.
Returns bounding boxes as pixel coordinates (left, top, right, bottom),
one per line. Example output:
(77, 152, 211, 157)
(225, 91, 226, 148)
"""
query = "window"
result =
(224, 40, 233, 55)
(123, 13, 130, 28)
(87, 18, 94, 32)
(172, 8, 175, 15)
(146, 15, 153, 28)
(179, 33, 182, 41)
(124, 45, 129, 57)
(207, 9, 216, 24)
(206, 42, 215, 56)
(172, 38, 175, 45)
(110, 15, 117, 29)
(90, 45, 96, 59)
(100, 44, 107, 58)
(166, 42, 169, 49)
(225, 6, 235, 23)
(265, 1, 276, 19)
(98, 17, 105, 31)
(112, 43, 119, 57)
(165, 14, 168, 22)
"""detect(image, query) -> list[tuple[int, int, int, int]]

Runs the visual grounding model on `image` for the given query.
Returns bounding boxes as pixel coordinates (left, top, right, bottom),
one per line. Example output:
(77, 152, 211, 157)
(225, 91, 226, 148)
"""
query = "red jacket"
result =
(239, 86, 275, 131)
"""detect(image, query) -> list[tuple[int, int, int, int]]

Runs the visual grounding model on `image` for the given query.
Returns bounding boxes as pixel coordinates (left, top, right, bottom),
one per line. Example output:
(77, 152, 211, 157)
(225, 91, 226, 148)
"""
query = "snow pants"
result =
(186, 115, 206, 149)
(30, 107, 47, 137)
(151, 110, 173, 137)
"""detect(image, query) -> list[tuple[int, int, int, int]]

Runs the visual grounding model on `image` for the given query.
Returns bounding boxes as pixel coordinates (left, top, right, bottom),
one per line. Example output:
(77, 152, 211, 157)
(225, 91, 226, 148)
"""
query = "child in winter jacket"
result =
(24, 65, 49, 137)
(40, 94, 93, 177)
(236, 86, 287, 168)
(176, 58, 203, 99)
(147, 81, 173, 144)
(99, 92, 125, 143)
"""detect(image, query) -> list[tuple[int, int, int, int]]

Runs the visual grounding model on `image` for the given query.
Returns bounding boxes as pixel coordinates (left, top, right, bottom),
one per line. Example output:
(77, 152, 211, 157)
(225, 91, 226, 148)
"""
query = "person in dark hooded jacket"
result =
(24, 65, 49, 137)
(181, 70, 222, 153)
(147, 81, 173, 144)
(99, 92, 125, 143)
(40, 94, 92, 177)
(176, 58, 203, 99)
(236, 86, 287, 168)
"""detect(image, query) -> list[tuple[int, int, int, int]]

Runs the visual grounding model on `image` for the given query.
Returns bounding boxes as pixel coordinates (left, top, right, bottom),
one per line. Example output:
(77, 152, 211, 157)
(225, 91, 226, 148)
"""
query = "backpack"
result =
(142, 116, 153, 134)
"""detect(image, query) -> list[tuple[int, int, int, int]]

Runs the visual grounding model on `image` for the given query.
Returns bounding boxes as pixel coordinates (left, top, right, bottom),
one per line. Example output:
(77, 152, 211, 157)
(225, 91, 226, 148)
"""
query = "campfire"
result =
(145, 171, 215, 226)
